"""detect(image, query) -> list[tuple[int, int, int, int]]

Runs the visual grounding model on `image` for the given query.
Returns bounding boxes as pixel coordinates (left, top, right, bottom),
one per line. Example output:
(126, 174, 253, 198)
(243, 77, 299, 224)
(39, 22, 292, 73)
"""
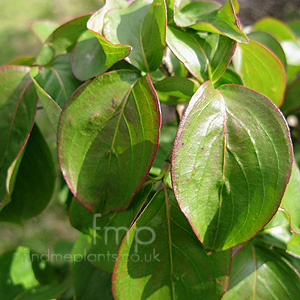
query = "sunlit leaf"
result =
(58, 70, 161, 214)
(171, 81, 293, 250)
(174, 0, 248, 43)
(167, 26, 236, 82)
(234, 39, 286, 107)
(104, 0, 167, 72)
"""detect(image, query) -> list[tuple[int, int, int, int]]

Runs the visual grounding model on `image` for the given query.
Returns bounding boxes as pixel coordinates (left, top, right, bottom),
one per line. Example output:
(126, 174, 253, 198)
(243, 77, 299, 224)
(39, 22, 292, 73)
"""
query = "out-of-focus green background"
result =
(0, 0, 102, 65)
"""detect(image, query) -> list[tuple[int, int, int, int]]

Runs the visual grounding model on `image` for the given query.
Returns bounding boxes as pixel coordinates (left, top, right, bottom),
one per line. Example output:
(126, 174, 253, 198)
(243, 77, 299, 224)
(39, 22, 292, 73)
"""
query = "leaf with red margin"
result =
(58, 70, 161, 214)
(222, 240, 300, 299)
(174, 0, 248, 43)
(171, 81, 293, 251)
(234, 39, 286, 107)
(112, 187, 231, 300)
(103, 0, 167, 72)
(167, 25, 237, 82)
(0, 66, 37, 211)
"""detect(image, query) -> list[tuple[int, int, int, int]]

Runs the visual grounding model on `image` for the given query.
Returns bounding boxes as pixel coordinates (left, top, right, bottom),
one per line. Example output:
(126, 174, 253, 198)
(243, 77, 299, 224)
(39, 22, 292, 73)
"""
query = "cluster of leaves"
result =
(1, 0, 300, 299)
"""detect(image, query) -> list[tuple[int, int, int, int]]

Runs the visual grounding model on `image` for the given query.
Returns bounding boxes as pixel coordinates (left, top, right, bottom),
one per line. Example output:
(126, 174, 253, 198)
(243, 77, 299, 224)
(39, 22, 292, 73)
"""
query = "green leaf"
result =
(9, 56, 35, 67)
(171, 81, 293, 250)
(87, 0, 128, 35)
(58, 70, 161, 214)
(167, 26, 236, 82)
(112, 187, 231, 299)
(289, 21, 300, 39)
(0, 248, 37, 299)
(31, 21, 59, 43)
(72, 30, 131, 82)
(254, 17, 297, 42)
(280, 162, 300, 235)
(0, 125, 55, 225)
(248, 31, 287, 70)
(70, 184, 153, 272)
(280, 77, 300, 113)
(0, 66, 37, 211)
(104, 0, 167, 72)
(222, 241, 300, 299)
(45, 15, 92, 56)
(174, 0, 248, 43)
(32, 54, 82, 109)
(234, 39, 286, 107)
(72, 234, 114, 300)
(30, 68, 61, 133)
(154, 76, 200, 103)
(214, 67, 244, 88)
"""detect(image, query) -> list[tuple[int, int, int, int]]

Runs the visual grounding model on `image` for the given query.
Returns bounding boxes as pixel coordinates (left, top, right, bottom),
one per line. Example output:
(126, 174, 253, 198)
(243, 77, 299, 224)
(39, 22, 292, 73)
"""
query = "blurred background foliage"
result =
(0, 0, 102, 65)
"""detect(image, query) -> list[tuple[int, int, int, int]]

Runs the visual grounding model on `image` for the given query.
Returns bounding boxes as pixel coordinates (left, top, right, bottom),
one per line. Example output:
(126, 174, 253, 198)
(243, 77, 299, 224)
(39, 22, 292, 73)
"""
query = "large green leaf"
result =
(70, 184, 153, 273)
(32, 54, 82, 109)
(234, 39, 286, 107)
(0, 125, 55, 225)
(112, 187, 231, 300)
(0, 66, 37, 211)
(174, 0, 248, 43)
(167, 26, 236, 82)
(58, 70, 161, 214)
(104, 0, 167, 72)
(222, 241, 300, 299)
(171, 81, 293, 250)
(72, 234, 114, 300)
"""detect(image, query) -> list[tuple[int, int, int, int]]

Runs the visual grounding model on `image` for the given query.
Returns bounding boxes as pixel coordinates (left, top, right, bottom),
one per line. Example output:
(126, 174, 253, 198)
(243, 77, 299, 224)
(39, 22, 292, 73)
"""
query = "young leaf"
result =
(234, 39, 286, 107)
(0, 125, 55, 225)
(167, 26, 236, 82)
(103, 0, 167, 72)
(171, 81, 293, 250)
(0, 66, 37, 211)
(174, 0, 248, 43)
(58, 70, 161, 214)
(112, 187, 231, 300)
(222, 242, 300, 299)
